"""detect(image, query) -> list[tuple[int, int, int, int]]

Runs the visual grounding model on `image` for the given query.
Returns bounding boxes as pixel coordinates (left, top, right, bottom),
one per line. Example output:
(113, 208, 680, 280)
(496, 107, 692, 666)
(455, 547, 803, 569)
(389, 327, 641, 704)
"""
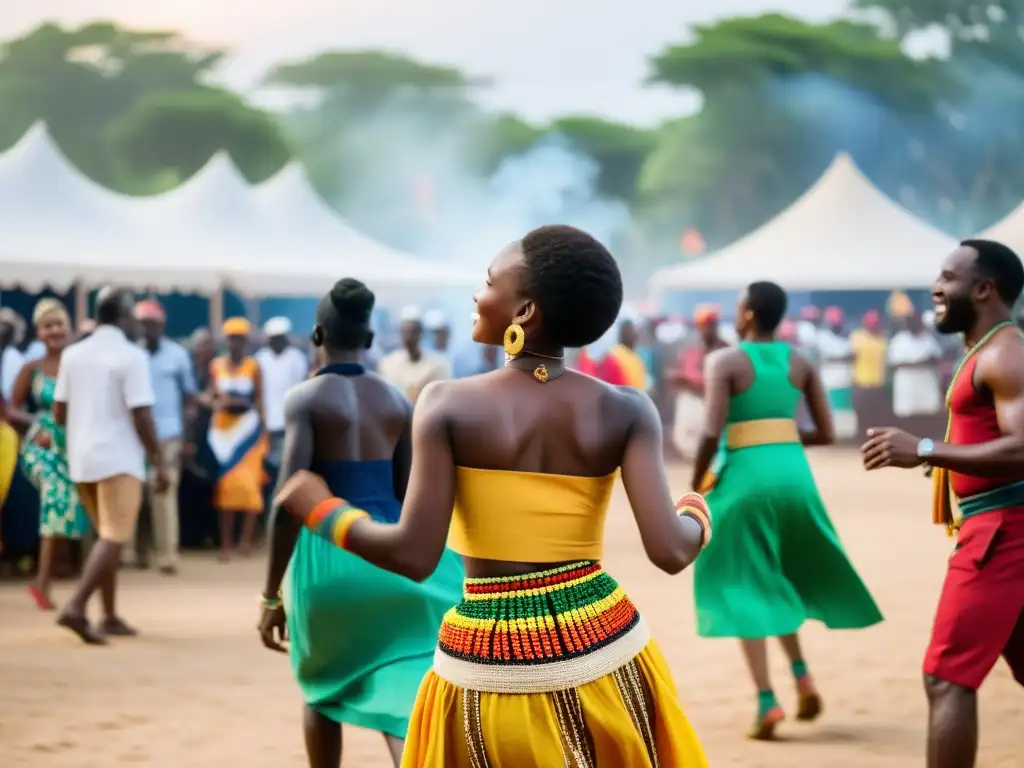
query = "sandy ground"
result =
(1, 450, 1022, 768)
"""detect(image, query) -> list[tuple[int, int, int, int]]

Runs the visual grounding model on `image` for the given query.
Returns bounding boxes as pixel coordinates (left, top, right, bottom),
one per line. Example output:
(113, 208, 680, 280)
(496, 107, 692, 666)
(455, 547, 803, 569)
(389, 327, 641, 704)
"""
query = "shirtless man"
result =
(861, 239, 1024, 768)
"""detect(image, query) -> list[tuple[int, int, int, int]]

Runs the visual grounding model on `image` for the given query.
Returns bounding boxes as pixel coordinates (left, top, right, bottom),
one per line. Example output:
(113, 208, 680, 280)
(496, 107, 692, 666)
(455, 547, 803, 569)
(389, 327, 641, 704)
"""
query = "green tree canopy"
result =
(0, 22, 284, 193)
(107, 87, 291, 186)
(637, 14, 953, 258)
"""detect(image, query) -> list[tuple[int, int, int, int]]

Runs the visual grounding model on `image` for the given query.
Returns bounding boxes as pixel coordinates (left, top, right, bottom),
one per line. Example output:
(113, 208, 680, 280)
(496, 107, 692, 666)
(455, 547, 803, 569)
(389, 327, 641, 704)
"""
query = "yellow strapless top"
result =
(448, 466, 617, 562)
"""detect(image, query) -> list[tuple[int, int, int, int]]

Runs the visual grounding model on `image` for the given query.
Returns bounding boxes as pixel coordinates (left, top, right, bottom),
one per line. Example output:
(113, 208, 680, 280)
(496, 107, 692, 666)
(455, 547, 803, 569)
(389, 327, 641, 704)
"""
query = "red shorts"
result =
(923, 509, 1024, 690)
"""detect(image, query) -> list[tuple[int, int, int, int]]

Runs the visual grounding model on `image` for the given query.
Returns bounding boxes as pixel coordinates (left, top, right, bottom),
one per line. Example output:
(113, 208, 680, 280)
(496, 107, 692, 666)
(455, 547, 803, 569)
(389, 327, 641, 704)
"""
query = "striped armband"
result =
(675, 491, 712, 549)
(306, 497, 371, 550)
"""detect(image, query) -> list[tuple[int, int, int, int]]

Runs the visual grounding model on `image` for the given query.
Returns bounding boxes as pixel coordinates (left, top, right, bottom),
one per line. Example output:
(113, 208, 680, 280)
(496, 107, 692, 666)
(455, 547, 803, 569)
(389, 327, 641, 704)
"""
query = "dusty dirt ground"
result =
(1, 450, 1021, 767)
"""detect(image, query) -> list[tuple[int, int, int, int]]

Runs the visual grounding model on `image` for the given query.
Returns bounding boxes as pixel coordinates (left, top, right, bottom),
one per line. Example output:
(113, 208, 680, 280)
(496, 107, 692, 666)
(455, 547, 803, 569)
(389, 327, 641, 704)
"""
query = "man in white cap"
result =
(255, 317, 309, 485)
(378, 306, 450, 403)
(423, 309, 451, 356)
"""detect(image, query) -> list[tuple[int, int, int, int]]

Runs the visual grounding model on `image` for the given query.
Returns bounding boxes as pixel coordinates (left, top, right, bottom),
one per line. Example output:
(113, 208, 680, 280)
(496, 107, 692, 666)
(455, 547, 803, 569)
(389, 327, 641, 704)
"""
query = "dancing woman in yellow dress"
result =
(277, 225, 711, 767)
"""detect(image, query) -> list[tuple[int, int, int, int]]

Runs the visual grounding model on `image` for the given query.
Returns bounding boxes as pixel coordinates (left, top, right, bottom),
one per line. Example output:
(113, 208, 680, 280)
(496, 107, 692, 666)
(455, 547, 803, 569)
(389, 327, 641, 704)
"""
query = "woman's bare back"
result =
(441, 368, 639, 478)
(297, 370, 411, 464)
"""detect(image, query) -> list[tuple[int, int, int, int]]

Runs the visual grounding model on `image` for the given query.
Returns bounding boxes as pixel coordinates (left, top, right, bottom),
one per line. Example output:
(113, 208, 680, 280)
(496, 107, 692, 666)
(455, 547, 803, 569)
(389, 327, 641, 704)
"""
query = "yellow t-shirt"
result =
(850, 329, 887, 387)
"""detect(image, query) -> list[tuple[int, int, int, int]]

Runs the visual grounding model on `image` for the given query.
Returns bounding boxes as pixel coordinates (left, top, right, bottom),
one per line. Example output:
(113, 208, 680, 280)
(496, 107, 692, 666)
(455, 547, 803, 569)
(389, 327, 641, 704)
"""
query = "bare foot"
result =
(217, 550, 231, 563)
(238, 546, 252, 558)
(57, 612, 107, 645)
(158, 565, 178, 576)
(27, 584, 56, 611)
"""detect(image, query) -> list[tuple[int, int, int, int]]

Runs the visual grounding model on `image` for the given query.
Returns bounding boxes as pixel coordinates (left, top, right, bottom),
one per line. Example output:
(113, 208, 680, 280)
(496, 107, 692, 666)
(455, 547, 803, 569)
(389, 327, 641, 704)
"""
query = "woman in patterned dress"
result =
(8, 299, 89, 609)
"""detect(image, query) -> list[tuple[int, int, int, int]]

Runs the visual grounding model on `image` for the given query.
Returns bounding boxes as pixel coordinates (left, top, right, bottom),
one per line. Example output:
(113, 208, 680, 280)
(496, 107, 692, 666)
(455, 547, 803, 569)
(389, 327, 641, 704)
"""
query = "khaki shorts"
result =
(77, 474, 143, 544)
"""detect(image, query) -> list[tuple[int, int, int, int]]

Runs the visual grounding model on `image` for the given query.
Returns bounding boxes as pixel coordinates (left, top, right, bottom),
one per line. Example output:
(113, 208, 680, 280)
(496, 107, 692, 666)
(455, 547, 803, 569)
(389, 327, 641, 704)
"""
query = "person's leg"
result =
(238, 511, 257, 556)
(151, 439, 181, 574)
(302, 706, 342, 768)
(778, 633, 822, 721)
(56, 482, 109, 644)
(922, 515, 1024, 768)
(383, 735, 404, 768)
(29, 535, 57, 610)
(740, 638, 784, 739)
(95, 475, 142, 636)
(218, 509, 234, 561)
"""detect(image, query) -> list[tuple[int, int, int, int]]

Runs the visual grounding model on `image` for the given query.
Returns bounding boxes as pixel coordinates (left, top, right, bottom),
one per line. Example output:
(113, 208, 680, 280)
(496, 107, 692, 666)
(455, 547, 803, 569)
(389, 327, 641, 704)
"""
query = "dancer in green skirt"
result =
(258, 278, 463, 767)
(691, 281, 883, 740)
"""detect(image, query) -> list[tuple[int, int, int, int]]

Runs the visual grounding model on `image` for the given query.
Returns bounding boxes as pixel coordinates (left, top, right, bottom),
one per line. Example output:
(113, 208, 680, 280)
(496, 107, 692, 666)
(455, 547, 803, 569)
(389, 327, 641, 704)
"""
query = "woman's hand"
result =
(258, 603, 288, 652)
(32, 430, 51, 449)
(274, 470, 333, 520)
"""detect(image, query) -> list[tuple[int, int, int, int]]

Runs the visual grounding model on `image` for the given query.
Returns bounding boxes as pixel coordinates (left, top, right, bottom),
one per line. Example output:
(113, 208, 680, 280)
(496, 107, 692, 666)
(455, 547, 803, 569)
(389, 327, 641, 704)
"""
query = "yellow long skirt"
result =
(401, 640, 708, 767)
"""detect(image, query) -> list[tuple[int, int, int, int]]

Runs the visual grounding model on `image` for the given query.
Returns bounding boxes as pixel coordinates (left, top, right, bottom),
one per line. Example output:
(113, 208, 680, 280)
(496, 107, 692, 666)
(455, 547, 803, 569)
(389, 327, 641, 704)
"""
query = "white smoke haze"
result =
(309, 96, 634, 344)
(314, 96, 631, 269)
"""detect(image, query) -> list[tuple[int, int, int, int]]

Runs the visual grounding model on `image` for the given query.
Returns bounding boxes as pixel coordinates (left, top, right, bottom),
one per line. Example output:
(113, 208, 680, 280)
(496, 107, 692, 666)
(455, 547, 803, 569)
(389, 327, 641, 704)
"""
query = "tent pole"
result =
(74, 282, 88, 329)
(210, 286, 224, 334)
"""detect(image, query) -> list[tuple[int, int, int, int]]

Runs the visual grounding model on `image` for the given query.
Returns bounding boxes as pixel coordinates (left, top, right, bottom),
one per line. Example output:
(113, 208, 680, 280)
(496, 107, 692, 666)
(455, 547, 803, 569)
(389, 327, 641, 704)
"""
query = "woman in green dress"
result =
(691, 281, 883, 740)
(8, 298, 89, 610)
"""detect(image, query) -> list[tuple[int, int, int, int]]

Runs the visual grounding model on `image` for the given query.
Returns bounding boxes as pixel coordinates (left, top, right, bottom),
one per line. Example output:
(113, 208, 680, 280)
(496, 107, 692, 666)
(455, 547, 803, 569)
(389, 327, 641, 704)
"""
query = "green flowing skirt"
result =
(694, 443, 882, 638)
(284, 530, 464, 737)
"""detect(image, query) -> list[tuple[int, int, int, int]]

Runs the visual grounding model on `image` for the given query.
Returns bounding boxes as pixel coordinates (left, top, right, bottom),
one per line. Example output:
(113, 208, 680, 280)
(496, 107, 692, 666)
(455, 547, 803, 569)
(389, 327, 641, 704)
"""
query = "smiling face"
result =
(933, 246, 990, 335)
(37, 312, 70, 352)
(472, 241, 534, 346)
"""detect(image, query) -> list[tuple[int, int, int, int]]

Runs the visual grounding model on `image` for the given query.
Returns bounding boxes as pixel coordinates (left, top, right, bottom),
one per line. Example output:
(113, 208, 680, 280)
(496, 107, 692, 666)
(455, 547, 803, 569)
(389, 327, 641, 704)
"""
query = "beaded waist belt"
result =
(433, 561, 650, 694)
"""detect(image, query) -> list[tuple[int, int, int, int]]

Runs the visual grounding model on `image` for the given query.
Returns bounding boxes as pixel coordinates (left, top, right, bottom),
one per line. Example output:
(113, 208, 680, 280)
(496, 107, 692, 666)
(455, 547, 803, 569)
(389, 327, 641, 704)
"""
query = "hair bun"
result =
(329, 278, 375, 324)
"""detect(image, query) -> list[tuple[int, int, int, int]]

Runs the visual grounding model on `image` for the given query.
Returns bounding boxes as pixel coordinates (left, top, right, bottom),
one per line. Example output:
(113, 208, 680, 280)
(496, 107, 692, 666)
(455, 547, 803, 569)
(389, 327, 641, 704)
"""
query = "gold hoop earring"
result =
(504, 323, 525, 356)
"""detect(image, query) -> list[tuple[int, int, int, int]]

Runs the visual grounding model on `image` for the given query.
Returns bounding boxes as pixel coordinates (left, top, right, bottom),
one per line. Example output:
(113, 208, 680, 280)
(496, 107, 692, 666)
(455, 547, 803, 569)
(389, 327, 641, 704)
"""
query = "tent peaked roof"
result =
(253, 162, 355, 237)
(0, 123, 220, 291)
(141, 150, 266, 228)
(650, 153, 958, 292)
(979, 203, 1024, 250)
(246, 161, 480, 292)
(0, 122, 138, 217)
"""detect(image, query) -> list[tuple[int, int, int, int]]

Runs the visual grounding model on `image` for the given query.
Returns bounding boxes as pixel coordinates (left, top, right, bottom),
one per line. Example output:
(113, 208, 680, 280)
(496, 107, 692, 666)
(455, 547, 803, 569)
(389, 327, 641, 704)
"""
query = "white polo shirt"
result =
(54, 325, 156, 483)
(255, 345, 309, 432)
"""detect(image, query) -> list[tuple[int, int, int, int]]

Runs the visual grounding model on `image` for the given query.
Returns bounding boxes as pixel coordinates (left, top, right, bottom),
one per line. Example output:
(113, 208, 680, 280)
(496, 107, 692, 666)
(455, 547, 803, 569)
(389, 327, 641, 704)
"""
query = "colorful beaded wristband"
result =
(306, 497, 370, 550)
(675, 492, 712, 549)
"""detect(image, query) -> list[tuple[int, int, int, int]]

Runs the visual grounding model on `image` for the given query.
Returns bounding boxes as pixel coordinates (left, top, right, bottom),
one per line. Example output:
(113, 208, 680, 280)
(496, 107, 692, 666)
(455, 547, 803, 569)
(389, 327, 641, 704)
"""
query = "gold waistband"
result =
(725, 418, 800, 450)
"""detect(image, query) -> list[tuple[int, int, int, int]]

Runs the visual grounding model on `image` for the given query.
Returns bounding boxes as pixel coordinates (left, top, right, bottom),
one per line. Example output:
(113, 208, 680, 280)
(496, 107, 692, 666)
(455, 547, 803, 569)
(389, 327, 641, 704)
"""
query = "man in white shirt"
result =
(888, 312, 943, 419)
(53, 288, 168, 645)
(254, 317, 308, 492)
(378, 307, 450, 404)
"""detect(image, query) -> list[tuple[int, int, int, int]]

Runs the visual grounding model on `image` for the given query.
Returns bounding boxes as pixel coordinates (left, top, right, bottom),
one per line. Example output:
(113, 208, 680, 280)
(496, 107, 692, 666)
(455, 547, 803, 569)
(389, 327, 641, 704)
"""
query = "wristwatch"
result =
(917, 438, 935, 459)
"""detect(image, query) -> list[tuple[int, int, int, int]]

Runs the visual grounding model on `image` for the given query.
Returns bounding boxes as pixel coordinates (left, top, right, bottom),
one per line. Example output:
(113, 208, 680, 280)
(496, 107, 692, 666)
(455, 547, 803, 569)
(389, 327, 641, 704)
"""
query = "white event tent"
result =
(649, 154, 958, 295)
(0, 123, 476, 299)
(978, 203, 1024, 252)
(247, 162, 479, 295)
(0, 124, 220, 292)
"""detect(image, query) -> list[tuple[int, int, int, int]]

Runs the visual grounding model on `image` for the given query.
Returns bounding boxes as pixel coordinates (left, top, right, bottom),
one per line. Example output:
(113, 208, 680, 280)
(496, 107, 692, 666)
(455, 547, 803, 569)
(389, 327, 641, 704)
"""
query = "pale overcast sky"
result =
(2, 1, 869, 124)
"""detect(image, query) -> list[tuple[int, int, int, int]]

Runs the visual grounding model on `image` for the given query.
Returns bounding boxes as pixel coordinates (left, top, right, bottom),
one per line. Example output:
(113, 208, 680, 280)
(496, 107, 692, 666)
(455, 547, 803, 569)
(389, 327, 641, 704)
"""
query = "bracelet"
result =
(675, 492, 712, 549)
(331, 505, 370, 549)
(259, 592, 283, 610)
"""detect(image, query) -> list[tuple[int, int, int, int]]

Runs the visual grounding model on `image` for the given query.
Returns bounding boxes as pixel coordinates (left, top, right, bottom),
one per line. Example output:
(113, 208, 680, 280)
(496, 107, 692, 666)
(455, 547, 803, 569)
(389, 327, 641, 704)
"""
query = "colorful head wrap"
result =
(222, 317, 251, 337)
